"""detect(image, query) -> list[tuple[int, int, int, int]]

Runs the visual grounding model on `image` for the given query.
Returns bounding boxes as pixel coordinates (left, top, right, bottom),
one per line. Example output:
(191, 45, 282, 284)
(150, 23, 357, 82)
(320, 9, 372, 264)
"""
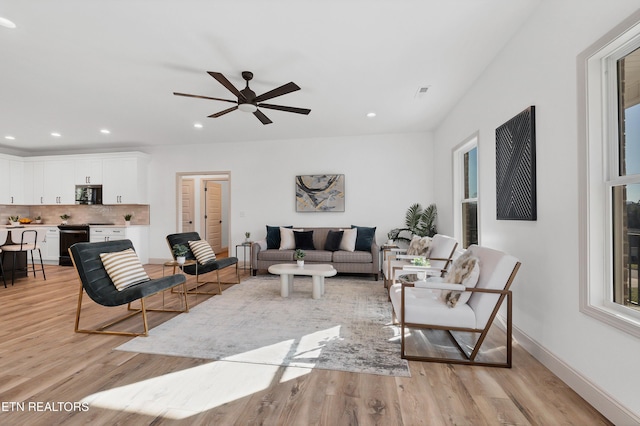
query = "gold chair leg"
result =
(75, 283, 189, 337)
(181, 265, 241, 295)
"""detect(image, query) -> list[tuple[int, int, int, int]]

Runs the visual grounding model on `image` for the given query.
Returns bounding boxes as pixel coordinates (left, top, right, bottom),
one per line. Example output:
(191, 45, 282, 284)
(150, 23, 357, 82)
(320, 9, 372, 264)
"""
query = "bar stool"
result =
(1, 229, 46, 286)
(0, 229, 7, 288)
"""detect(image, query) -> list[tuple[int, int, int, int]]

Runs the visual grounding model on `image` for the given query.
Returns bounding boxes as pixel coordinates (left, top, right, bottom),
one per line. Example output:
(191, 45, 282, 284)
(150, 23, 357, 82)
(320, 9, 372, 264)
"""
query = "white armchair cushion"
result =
(389, 283, 475, 329)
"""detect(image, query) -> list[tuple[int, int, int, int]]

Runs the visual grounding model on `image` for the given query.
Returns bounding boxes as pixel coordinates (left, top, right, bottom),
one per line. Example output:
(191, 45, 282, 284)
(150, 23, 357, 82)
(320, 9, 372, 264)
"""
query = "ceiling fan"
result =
(173, 71, 311, 125)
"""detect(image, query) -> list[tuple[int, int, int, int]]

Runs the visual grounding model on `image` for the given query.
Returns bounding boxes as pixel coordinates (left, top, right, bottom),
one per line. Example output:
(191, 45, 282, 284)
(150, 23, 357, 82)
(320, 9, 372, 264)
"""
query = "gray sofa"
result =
(251, 226, 379, 280)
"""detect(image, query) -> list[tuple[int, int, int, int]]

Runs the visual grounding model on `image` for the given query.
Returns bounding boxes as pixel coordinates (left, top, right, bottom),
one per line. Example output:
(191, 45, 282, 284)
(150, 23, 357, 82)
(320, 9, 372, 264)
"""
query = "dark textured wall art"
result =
(495, 106, 537, 220)
(296, 174, 345, 212)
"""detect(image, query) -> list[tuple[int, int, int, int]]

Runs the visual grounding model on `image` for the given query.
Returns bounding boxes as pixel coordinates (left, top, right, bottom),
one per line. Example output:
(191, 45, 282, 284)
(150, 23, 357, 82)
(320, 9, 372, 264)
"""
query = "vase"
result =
(10, 221, 19, 226)
(297, 260, 304, 267)
(125, 221, 131, 226)
(176, 256, 186, 265)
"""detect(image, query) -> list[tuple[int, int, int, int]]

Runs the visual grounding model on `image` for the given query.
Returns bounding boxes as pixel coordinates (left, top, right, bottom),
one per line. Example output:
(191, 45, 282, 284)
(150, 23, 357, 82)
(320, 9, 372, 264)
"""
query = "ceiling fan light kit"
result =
(238, 103, 257, 113)
(174, 70, 310, 125)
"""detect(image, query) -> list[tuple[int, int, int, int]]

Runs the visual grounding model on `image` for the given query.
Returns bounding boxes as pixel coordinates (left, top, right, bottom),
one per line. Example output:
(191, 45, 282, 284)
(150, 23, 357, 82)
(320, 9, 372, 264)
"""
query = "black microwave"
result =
(75, 185, 103, 205)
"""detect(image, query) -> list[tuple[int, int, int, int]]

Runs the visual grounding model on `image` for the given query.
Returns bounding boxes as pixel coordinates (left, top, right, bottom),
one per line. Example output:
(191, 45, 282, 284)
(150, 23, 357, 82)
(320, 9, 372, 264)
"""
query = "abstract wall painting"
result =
(495, 106, 537, 221)
(296, 174, 345, 212)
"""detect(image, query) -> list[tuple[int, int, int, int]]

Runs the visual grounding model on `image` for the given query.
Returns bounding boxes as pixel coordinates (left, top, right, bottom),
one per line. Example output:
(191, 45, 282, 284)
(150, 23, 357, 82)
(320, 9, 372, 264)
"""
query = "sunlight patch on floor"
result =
(81, 360, 311, 420)
(218, 325, 342, 369)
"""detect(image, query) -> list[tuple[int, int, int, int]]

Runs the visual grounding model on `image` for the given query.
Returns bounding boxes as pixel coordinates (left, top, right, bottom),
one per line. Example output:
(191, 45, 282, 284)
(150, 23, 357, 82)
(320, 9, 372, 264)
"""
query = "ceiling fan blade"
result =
(208, 72, 246, 101)
(254, 82, 300, 103)
(254, 109, 273, 125)
(258, 103, 311, 115)
(173, 92, 237, 104)
(208, 105, 238, 118)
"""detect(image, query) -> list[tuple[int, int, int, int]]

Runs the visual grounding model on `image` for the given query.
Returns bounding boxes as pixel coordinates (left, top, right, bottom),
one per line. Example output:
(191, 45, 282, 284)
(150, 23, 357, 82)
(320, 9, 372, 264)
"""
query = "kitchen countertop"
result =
(1, 224, 149, 229)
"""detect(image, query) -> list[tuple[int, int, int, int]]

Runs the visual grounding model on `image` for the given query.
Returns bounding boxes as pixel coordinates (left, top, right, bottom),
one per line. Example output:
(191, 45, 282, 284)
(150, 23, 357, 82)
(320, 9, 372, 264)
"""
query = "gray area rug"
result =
(117, 275, 410, 377)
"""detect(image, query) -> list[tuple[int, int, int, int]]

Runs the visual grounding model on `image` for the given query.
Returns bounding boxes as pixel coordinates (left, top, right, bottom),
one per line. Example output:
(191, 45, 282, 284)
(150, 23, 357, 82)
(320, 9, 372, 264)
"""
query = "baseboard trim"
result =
(497, 315, 640, 425)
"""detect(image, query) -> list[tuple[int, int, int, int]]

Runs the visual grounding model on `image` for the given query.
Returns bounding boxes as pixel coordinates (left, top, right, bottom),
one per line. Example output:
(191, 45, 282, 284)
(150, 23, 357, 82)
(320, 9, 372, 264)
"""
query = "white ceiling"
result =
(0, 0, 540, 156)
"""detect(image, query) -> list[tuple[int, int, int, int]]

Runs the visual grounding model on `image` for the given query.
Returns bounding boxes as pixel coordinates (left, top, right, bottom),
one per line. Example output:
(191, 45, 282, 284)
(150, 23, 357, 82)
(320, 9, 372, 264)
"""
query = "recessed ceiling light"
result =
(194, 123, 203, 129)
(100, 129, 111, 134)
(51, 132, 61, 137)
(4, 135, 15, 140)
(366, 112, 376, 118)
(0, 17, 16, 29)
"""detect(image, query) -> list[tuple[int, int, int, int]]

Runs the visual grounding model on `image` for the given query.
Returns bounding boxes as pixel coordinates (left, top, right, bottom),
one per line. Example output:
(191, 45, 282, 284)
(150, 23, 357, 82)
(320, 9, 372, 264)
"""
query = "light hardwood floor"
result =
(0, 262, 611, 425)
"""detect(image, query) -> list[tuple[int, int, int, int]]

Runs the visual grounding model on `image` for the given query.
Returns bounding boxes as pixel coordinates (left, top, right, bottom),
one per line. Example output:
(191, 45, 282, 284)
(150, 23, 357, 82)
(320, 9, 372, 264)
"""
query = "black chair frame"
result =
(70, 239, 189, 337)
(166, 232, 240, 295)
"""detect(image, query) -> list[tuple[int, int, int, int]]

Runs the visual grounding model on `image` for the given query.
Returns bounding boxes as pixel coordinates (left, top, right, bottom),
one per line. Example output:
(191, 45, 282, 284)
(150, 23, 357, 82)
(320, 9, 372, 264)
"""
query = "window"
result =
(579, 13, 640, 336)
(611, 48, 640, 310)
(454, 136, 478, 248)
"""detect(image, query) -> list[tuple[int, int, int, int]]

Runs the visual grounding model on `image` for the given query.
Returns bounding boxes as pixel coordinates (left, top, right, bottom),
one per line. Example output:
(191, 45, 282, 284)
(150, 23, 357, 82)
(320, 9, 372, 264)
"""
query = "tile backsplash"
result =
(0, 204, 150, 226)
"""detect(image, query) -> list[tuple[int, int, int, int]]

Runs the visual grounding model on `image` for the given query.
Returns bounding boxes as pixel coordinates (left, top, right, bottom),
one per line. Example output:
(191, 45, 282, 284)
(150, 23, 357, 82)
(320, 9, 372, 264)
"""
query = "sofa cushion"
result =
(339, 228, 357, 252)
(280, 227, 302, 250)
(294, 230, 315, 250)
(260, 250, 295, 261)
(267, 225, 292, 249)
(324, 230, 344, 251)
(304, 250, 333, 262)
(333, 250, 373, 263)
(352, 225, 376, 251)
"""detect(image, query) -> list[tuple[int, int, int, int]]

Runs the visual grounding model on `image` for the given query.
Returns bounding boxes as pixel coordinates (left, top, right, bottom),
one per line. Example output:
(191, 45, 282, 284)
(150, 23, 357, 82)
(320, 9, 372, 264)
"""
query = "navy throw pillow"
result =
(266, 225, 292, 249)
(324, 230, 344, 251)
(294, 230, 315, 250)
(351, 225, 376, 251)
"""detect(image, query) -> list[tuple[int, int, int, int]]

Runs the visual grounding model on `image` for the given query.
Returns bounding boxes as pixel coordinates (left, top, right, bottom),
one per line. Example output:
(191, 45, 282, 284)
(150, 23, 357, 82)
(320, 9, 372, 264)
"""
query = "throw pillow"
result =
(339, 228, 357, 252)
(440, 250, 480, 308)
(324, 230, 344, 251)
(351, 225, 376, 251)
(406, 236, 432, 256)
(294, 230, 315, 250)
(266, 225, 292, 249)
(100, 248, 150, 291)
(188, 240, 217, 264)
(280, 227, 303, 250)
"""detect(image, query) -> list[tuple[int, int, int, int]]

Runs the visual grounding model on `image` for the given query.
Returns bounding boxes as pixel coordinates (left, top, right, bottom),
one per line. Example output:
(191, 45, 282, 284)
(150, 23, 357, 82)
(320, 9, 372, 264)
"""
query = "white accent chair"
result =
(383, 234, 458, 289)
(389, 244, 521, 368)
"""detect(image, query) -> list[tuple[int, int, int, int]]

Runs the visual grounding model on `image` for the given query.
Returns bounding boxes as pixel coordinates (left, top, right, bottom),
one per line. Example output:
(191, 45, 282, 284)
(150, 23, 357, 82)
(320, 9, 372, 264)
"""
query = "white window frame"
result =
(579, 11, 640, 338)
(453, 133, 479, 248)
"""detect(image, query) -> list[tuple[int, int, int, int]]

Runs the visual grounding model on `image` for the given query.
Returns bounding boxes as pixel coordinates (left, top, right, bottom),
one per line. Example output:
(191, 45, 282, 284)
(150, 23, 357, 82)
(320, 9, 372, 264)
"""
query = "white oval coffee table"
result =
(268, 263, 337, 299)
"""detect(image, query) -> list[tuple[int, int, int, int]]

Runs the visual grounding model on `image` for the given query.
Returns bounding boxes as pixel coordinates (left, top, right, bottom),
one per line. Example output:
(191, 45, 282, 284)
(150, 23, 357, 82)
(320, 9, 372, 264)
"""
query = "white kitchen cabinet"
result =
(22, 160, 46, 205)
(0, 157, 9, 203)
(41, 227, 60, 264)
(0, 155, 25, 204)
(90, 226, 149, 263)
(90, 227, 126, 242)
(43, 160, 75, 204)
(74, 158, 103, 185)
(102, 154, 149, 204)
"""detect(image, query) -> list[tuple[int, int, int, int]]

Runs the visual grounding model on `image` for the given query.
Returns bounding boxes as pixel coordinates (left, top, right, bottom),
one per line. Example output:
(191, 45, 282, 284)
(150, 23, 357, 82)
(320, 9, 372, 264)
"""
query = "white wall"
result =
(145, 132, 434, 261)
(433, 0, 640, 423)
